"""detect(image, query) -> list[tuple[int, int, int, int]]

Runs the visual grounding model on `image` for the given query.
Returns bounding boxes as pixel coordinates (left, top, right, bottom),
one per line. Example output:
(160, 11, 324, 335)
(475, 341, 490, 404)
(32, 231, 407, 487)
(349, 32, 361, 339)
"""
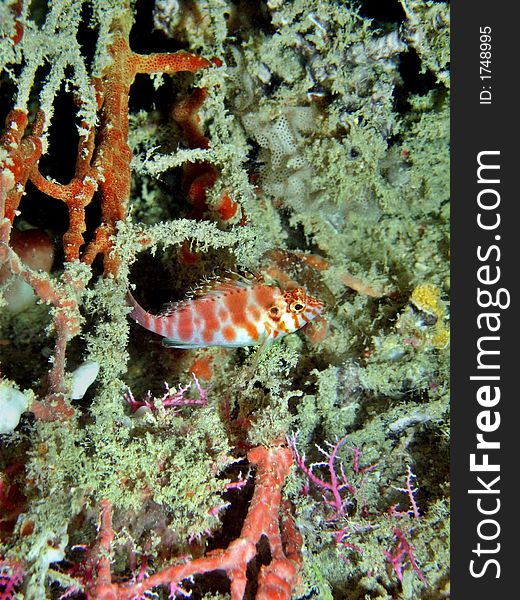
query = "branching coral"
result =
(1, 0, 212, 409)
(85, 447, 301, 599)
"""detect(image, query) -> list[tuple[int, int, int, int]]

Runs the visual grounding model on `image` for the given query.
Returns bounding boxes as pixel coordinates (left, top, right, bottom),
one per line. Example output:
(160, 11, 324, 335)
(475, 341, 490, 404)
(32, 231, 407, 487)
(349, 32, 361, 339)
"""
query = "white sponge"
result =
(0, 382, 29, 434)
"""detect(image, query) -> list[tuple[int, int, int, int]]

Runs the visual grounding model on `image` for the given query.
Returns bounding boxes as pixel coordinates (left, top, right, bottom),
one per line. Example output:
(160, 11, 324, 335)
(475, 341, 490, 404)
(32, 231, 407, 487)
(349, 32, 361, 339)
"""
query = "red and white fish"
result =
(127, 274, 325, 349)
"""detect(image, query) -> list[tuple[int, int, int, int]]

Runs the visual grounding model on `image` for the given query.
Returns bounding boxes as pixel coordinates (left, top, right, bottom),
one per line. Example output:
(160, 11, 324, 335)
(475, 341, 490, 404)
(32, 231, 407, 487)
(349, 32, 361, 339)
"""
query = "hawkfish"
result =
(127, 273, 325, 349)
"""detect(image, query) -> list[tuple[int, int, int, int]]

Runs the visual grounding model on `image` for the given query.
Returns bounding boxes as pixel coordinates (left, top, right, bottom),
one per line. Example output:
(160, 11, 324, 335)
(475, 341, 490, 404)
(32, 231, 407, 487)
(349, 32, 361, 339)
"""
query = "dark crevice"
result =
(27, 0, 49, 26)
(227, 0, 275, 39)
(131, 0, 187, 53)
(76, 1, 97, 72)
(393, 47, 443, 118)
(38, 79, 79, 185)
(243, 535, 272, 599)
(16, 181, 68, 237)
(357, 0, 407, 25)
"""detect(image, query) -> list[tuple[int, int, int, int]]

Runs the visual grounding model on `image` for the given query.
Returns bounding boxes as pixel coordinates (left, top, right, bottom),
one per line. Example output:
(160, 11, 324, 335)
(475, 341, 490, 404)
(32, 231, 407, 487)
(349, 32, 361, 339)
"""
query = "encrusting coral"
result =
(1, 1, 450, 598)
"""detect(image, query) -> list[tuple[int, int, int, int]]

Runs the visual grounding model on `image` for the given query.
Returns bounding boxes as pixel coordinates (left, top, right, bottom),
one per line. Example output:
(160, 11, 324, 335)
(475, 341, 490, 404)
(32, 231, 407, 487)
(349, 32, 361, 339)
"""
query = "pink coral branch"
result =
(0, 560, 24, 600)
(124, 375, 208, 413)
(390, 466, 421, 519)
(288, 434, 359, 518)
(384, 528, 426, 585)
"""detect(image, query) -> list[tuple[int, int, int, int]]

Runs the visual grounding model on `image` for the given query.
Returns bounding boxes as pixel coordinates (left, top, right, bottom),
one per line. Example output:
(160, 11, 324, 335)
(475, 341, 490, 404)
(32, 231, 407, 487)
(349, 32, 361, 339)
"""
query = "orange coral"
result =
(86, 446, 302, 599)
(188, 352, 214, 381)
(27, 15, 211, 275)
(0, 11, 211, 405)
(0, 109, 44, 230)
(172, 85, 240, 223)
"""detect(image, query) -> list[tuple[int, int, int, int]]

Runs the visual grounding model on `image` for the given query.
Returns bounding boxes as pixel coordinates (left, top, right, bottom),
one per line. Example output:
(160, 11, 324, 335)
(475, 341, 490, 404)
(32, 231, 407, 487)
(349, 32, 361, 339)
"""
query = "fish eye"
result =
(269, 306, 279, 316)
(291, 302, 304, 312)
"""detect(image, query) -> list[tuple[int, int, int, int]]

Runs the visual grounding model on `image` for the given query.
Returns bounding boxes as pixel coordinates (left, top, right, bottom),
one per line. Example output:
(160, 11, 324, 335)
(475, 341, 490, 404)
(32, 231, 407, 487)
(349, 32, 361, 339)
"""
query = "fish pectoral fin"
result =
(249, 336, 272, 371)
(162, 338, 202, 349)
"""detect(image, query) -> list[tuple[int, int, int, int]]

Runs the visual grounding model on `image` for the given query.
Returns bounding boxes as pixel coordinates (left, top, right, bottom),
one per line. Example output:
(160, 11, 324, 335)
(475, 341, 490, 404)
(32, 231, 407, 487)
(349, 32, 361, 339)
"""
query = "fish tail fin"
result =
(127, 290, 155, 331)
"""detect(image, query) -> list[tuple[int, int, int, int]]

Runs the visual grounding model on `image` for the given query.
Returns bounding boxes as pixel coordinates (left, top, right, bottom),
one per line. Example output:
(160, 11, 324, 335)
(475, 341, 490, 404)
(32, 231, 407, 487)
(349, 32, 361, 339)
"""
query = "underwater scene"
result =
(0, 1, 449, 598)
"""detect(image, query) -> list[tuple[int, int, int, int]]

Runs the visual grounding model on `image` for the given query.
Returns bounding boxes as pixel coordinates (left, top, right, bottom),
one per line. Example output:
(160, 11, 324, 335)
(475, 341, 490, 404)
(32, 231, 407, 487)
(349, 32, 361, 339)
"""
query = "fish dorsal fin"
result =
(160, 271, 263, 316)
(185, 271, 262, 299)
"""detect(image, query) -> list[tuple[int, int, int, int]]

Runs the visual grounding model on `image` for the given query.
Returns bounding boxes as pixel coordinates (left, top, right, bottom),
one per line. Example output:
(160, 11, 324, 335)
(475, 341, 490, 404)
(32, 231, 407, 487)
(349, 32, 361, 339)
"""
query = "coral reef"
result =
(1, 0, 449, 598)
